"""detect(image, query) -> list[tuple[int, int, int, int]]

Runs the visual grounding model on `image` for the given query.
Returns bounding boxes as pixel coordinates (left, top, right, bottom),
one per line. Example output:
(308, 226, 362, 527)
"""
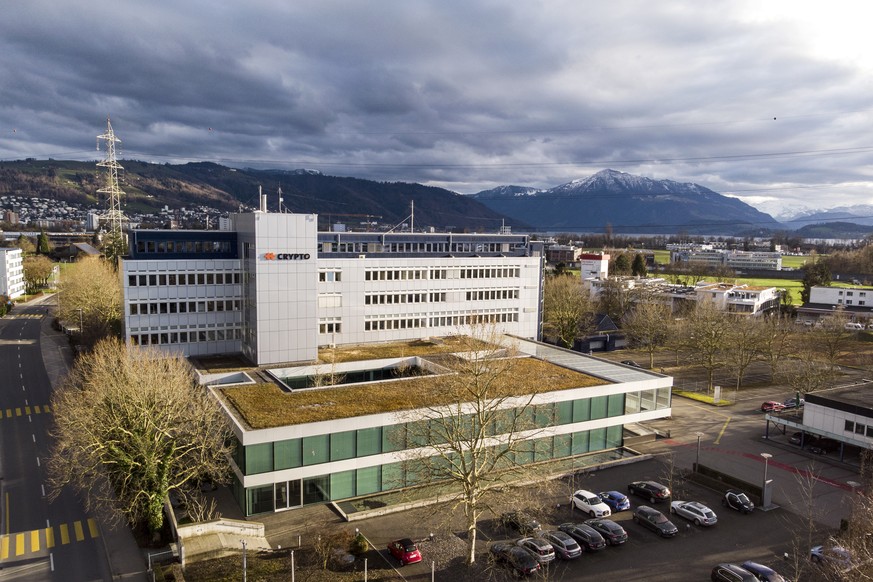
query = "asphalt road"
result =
(0, 301, 111, 581)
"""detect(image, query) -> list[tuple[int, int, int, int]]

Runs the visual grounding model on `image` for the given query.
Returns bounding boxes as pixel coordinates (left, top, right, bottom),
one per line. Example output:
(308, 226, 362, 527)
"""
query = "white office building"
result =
(120, 210, 545, 365)
(0, 248, 25, 299)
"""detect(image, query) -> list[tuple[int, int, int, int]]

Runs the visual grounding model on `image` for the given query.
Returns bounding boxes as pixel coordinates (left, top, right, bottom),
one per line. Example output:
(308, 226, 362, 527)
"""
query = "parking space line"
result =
(30, 529, 39, 552)
(46, 527, 54, 548)
(59, 524, 69, 545)
(87, 519, 99, 538)
(15, 532, 24, 556)
(714, 417, 731, 445)
(1, 535, 8, 559)
(74, 521, 84, 542)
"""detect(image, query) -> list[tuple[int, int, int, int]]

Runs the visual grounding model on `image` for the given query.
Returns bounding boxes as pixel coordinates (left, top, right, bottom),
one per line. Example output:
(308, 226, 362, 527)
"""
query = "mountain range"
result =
(1, 160, 870, 237)
(472, 169, 780, 235)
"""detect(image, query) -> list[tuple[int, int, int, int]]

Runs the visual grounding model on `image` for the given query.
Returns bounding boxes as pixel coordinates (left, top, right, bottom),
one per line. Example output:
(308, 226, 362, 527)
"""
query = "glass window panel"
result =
(303, 434, 329, 466)
(590, 396, 607, 420)
(274, 438, 301, 470)
(331, 431, 355, 461)
(535, 403, 555, 427)
(589, 428, 607, 451)
(607, 394, 625, 417)
(382, 424, 406, 452)
(330, 470, 356, 501)
(572, 431, 589, 455)
(534, 437, 553, 462)
(247, 485, 274, 514)
(381, 462, 404, 491)
(572, 399, 590, 422)
(555, 401, 573, 425)
(657, 387, 671, 409)
(514, 442, 535, 465)
(640, 390, 656, 412)
(406, 420, 430, 448)
(553, 434, 572, 458)
(245, 443, 273, 475)
(606, 425, 623, 448)
(302, 475, 330, 505)
(356, 427, 381, 457)
(356, 466, 381, 496)
(625, 391, 641, 414)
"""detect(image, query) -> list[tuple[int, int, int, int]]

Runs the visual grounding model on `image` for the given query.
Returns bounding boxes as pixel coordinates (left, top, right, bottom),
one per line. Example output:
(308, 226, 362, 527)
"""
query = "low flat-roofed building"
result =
(796, 285, 873, 325)
(209, 336, 672, 515)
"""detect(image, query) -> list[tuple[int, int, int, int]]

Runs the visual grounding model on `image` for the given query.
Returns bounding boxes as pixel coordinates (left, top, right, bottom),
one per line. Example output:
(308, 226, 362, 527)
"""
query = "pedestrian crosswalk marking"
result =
(2, 405, 51, 420)
(0, 519, 99, 561)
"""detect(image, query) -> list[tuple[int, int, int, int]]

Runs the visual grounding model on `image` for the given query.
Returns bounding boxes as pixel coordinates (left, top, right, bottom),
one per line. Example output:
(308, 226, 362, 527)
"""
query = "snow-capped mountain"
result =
(472, 169, 780, 235)
(779, 204, 873, 229)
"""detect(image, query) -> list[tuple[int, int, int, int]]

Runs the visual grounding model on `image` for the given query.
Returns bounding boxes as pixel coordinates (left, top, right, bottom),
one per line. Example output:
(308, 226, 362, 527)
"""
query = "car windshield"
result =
(651, 513, 668, 524)
(737, 493, 750, 503)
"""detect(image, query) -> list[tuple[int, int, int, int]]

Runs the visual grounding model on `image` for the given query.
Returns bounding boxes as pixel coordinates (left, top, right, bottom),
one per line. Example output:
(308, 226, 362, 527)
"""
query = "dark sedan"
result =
(632, 506, 679, 538)
(557, 522, 607, 551)
(489, 542, 540, 576)
(628, 480, 671, 503)
(584, 518, 629, 545)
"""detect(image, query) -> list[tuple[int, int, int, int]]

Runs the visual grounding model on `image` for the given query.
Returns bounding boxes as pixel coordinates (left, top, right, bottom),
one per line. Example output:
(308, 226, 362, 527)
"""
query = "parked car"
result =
(632, 506, 679, 538)
(670, 500, 718, 526)
(845, 322, 865, 331)
(722, 490, 755, 514)
(583, 518, 629, 545)
(571, 489, 612, 517)
(711, 563, 758, 582)
(539, 530, 581, 560)
(516, 537, 555, 564)
(557, 522, 607, 551)
(810, 544, 855, 573)
(761, 401, 785, 413)
(387, 538, 422, 566)
(501, 511, 541, 534)
(621, 360, 642, 368)
(807, 444, 827, 455)
(628, 480, 671, 503)
(740, 561, 786, 582)
(788, 432, 806, 445)
(782, 397, 805, 409)
(598, 490, 631, 512)
(489, 542, 541, 576)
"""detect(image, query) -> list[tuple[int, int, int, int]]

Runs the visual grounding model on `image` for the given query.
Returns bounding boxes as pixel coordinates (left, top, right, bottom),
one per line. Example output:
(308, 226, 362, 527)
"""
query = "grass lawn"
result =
(780, 255, 811, 269)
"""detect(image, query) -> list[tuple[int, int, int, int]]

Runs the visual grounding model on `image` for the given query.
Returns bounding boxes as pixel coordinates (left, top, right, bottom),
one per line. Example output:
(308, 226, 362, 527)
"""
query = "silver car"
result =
(670, 500, 717, 526)
(516, 537, 555, 564)
(538, 530, 581, 560)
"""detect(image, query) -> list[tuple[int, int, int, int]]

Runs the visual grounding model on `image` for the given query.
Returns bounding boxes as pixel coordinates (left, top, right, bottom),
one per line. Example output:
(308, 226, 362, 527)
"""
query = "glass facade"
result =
(231, 388, 671, 515)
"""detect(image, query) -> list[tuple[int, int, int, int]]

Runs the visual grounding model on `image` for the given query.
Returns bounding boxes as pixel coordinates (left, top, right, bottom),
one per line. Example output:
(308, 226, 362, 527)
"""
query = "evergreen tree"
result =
(631, 253, 647, 277)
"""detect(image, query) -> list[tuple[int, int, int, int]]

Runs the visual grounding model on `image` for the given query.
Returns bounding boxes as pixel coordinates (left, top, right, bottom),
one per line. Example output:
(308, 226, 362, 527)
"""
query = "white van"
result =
(845, 322, 865, 331)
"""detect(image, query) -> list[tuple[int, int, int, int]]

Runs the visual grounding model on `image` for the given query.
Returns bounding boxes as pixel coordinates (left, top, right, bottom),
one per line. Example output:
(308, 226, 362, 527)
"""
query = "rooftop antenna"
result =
(96, 116, 128, 262)
(410, 200, 414, 233)
(278, 186, 284, 213)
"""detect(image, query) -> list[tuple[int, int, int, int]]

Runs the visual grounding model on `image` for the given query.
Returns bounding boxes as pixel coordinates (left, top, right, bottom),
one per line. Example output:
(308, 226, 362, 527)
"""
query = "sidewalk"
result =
(32, 294, 149, 582)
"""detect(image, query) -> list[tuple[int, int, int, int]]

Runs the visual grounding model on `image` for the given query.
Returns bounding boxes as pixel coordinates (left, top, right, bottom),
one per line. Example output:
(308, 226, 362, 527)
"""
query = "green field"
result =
(780, 255, 811, 269)
(732, 277, 804, 305)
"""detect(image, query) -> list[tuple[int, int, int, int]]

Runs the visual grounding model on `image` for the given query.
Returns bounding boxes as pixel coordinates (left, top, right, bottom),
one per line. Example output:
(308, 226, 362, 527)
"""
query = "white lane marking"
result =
(32, 434, 36, 443)
(36, 457, 40, 467)
(50, 552, 54, 571)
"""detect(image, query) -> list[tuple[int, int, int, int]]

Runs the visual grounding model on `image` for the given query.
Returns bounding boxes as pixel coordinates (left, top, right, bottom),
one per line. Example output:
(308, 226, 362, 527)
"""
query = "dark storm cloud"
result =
(1, 1, 872, 215)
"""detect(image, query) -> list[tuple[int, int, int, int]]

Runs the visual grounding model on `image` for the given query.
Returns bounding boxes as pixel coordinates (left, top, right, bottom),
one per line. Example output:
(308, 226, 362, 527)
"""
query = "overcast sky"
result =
(2, 1, 872, 217)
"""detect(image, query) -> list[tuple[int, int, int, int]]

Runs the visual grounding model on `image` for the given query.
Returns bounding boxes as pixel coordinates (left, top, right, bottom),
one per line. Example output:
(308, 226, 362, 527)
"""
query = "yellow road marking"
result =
(74, 521, 84, 542)
(34, 405, 41, 414)
(1, 535, 8, 559)
(46, 527, 54, 548)
(87, 518, 99, 538)
(14, 408, 21, 417)
(44, 405, 50, 413)
(714, 417, 732, 445)
(30, 529, 39, 552)
(15, 532, 24, 556)
(4, 409, 9, 418)
(60, 523, 69, 545)
(24, 406, 31, 415)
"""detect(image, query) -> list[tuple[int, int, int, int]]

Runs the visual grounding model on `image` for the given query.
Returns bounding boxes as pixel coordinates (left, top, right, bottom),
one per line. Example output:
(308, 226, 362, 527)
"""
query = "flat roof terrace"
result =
(217, 339, 606, 430)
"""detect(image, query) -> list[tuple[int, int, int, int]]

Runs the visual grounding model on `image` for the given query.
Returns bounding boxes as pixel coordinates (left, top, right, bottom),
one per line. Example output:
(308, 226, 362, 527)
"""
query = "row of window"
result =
(838, 300, 867, 306)
(135, 240, 233, 254)
(129, 328, 242, 346)
(838, 290, 867, 297)
(238, 395, 630, 476)
(845, 420, 873, 438)
(365, 269, 428, 281)
(363, 268, 522, 281)
(319, 322, 341, 334)
(364, 293, 446, 305)
(362, 311, 520, 331)
(129, 300, 242, 315)
(127, 272, 241, 287)
(239, 426, 622, 514)
(318, 271, 341, 282)
(466, 289, 519, 301)
(320, 242, 508, 254)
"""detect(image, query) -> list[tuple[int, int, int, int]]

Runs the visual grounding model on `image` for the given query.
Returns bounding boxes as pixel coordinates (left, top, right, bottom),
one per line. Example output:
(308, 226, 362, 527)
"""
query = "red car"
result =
(761, 401, 785, 412)
(387, 538, 422, 566)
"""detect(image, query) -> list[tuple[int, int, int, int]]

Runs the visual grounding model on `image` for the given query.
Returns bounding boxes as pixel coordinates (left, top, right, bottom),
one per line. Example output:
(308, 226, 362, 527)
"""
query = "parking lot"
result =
(338, 457, 826, 581)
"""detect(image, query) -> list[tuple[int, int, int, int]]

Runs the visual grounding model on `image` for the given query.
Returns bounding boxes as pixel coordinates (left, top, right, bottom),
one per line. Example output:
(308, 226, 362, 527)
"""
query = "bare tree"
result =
(46, 338, 233, 534)
(810, 309, 852, 374)
(596, 278, 635, 325)
(401, 326, 541, 565)
(57, 256, 122, 347)
(622, 301, 672, 368)
(758, 315, 795, 382)
(683, 301, 732, 392)
(723, 317, 765, 394)
(543, 274, 595, 348)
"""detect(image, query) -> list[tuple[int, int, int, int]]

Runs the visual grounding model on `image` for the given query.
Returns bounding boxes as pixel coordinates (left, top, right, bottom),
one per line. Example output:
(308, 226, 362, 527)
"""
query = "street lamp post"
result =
(695, 432, 704, 472)
(760, 452, 773, 510)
